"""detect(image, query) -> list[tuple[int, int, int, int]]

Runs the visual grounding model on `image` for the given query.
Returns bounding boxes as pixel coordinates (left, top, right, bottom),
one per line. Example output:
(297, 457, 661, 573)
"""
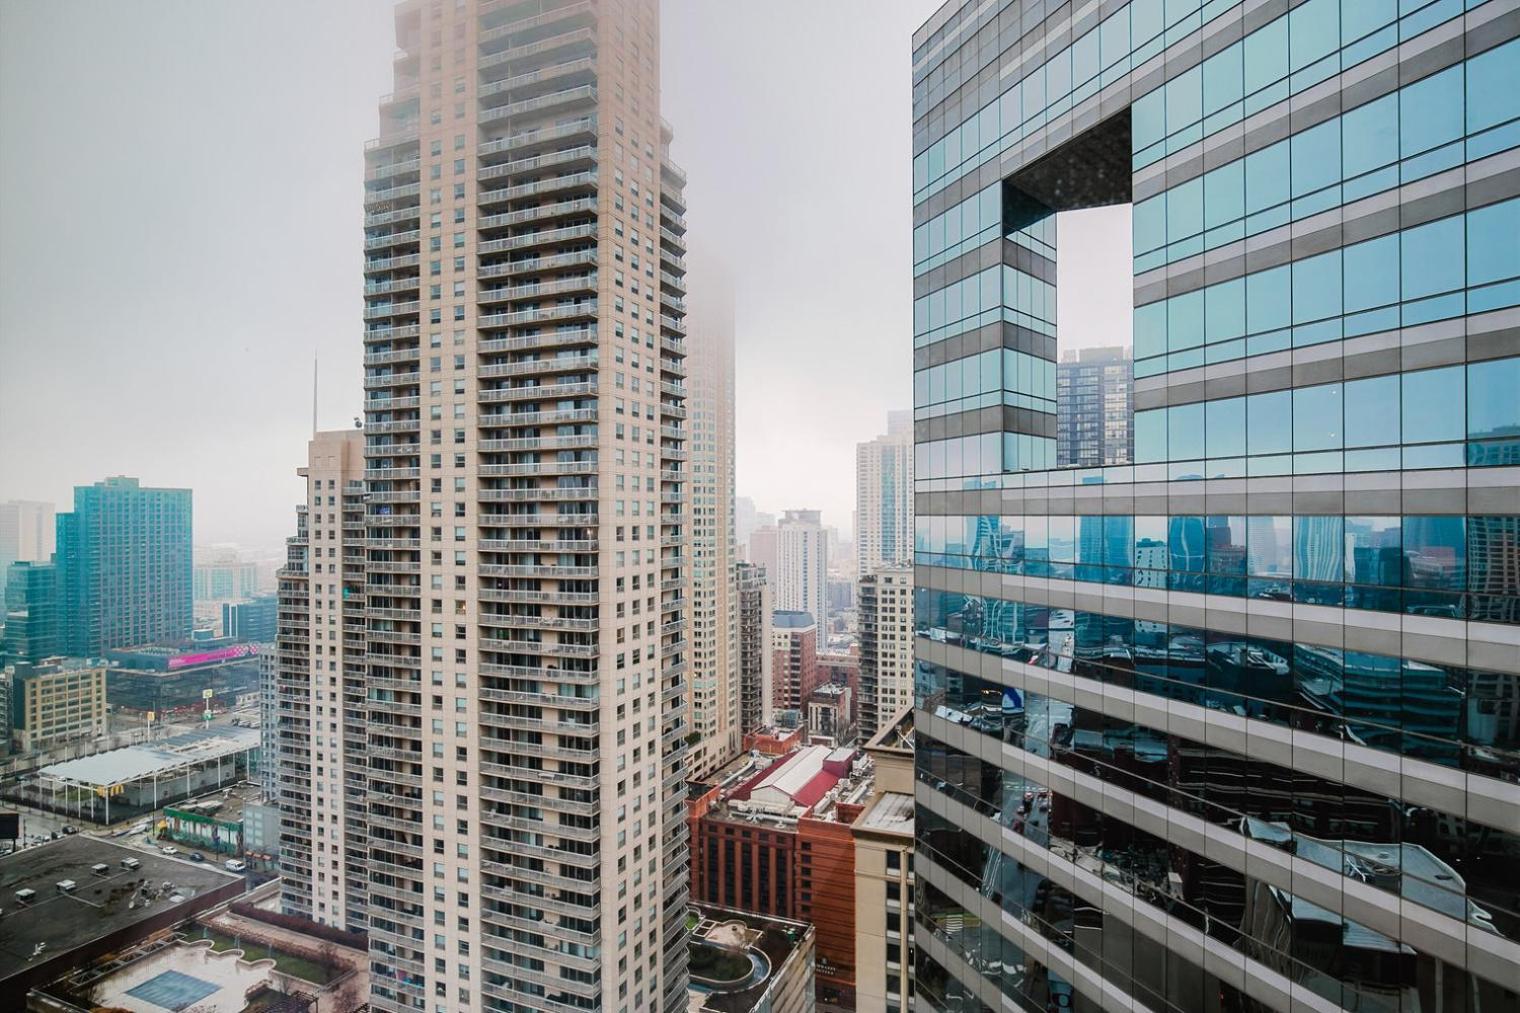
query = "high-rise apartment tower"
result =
(350, 2, 692, 1010)
(1055, 345, 1133, 468)
(775, 509, 828, 631)
(275, 431, 369, 931)
(856, 413, 914, 576)
(912, 1, 1520, 1011)
(56, 477, 192, 656)
(735, 560, 773, 735)
(856, 566, 913, 743)
(685, 257, 738, 778)
(0, 501, 55, 578)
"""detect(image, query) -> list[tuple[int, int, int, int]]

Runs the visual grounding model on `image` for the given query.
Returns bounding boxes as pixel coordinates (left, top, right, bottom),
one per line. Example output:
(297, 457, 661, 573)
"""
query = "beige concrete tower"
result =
(684, 256, 737, 778)
(856, 566, 913, 742)
(276, 430, 368, 928)
(356, 2, 690, 1010)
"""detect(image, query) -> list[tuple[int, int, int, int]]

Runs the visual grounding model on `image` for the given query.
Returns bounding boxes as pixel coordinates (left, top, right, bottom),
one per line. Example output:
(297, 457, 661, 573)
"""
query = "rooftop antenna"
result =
(312, 355, 319, 435)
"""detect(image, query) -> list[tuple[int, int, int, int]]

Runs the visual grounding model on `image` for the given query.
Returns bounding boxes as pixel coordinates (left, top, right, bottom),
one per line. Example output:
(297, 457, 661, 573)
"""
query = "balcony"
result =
(478, 274, 597, 307)
(477, 406, 596, 426)
(478, 197, 597, 232)
(479, 24, 594, 69)
(479, 118, 595, 160)
(478, 302, 596, 330)
(363, 229, 420, 252)
(364, 181, 421, 205)
(477, 249, 598, 280)
(365, 158, 420, 182)
(479, 145, 597, 184)
(477, 380, 596, 403)
(478, 57, 594, 103)
(479, 170, 597, 207)
(478, 0, 594, 48)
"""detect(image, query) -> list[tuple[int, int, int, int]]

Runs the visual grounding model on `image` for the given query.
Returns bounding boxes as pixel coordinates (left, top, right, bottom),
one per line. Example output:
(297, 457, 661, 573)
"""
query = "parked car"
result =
(161, 846, 178, 855)
(189, 852, 205, 862)
(224, 859, 247, 872)
(61, 825, 77, 835)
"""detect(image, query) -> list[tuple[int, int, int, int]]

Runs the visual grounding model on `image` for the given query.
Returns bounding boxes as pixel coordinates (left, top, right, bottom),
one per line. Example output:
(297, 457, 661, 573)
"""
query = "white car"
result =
(161, 846, 178, 855)
(224, 859, 246, 872)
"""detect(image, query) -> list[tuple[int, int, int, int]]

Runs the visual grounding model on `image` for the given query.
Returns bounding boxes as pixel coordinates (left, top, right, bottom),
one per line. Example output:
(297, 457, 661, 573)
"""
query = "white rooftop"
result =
(40, 727, 260, 788)
(752, 745, 830, 800)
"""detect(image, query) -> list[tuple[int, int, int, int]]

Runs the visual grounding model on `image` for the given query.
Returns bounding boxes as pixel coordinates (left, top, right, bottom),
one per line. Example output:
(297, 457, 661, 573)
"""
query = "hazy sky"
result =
(0, 0, 1127, 550)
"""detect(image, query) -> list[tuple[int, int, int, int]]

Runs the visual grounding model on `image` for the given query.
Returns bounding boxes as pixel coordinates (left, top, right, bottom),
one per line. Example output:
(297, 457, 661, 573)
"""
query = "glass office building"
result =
(910, 1, 1520, 1012)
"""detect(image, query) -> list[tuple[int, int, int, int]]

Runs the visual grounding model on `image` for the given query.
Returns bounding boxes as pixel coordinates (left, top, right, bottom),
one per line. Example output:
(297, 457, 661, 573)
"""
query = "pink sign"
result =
(166, 643, 258, 670)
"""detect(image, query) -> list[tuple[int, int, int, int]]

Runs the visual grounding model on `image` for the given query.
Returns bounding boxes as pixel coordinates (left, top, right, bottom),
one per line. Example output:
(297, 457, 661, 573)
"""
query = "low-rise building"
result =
(689, 742, 872, 1007)
(807, 682, 853, 746)
(689, 905, 816, 1013)
(6, 657, 107, 754)
(0, 836, 244, 997)
(103, 641, 263, 716)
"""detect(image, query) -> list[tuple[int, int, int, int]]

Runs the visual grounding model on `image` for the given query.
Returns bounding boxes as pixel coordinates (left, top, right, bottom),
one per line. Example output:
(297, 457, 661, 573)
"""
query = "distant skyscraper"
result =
(858, 566, 913, 741)
(736, 561, 773, 734)
(748, 523, 779, 577)
(0, 501, 55, 577)
(776, 509, 828, 630)
(1, 562, 59, 664)
(856, 416, 913, 576)
(735, 495, 760, 549)
(1055, 346, 1133, 468)
(687, 254, 739, 778)
(194, 551, 261, 601)
(275, 430, 368, 929)
(222, 593, 278, 643)
(56, 477, 192, 656)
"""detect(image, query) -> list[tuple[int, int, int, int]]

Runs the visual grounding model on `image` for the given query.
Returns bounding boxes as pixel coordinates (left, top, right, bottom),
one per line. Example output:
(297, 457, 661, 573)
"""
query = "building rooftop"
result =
(772, 610, 815, 629)
(866, 704, 914, 753)
(688, 905, 813, 1013)
(856, 790, 914, 837)
(39, 726, 260, 790)
(731, 745, 855, 813)
(0, 836, 241, 987)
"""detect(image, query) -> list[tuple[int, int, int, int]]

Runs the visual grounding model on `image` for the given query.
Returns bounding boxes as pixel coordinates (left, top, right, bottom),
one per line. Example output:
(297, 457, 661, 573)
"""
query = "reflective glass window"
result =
(1401, 215, 1465, 301)
(1465, 38, 1520, 135)
(1341, 92, 1398, 179)
(1466, 198, 1520, 288)
(1293, 382, 1342, 451)
(1206, 397, 1245, 458)
(1343, 233, 1400, 312)
(1343, 374, 1399, 447)
(1345, 517, 1402, 587)
(1247, 390, 1291, 455)
(1468, 357, 1520, 440)
(1400, 64, 1463, 158)
(1402, 366, 1464, 444)
(1169, 401, 1204, 461)
(1293, 516, 1344, 584)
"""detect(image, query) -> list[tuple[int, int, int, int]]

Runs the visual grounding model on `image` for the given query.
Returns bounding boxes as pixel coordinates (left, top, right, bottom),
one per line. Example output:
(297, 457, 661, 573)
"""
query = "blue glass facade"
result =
(56, 476, 193, 657)
(912, 0, 1520, 1010)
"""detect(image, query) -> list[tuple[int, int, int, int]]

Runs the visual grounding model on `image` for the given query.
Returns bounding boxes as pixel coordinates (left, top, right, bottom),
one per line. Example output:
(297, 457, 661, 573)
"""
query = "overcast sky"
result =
(0, 0, 1127, 551)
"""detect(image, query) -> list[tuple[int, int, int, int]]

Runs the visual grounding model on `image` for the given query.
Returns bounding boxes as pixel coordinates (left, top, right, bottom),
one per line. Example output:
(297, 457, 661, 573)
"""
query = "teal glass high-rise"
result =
(56, 476, 193, 657)
(911, 1, 1520, 1011)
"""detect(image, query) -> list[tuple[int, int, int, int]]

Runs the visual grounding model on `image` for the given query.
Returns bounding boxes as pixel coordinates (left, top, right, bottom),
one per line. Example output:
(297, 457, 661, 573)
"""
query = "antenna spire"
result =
(312, 354, 319, 435)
